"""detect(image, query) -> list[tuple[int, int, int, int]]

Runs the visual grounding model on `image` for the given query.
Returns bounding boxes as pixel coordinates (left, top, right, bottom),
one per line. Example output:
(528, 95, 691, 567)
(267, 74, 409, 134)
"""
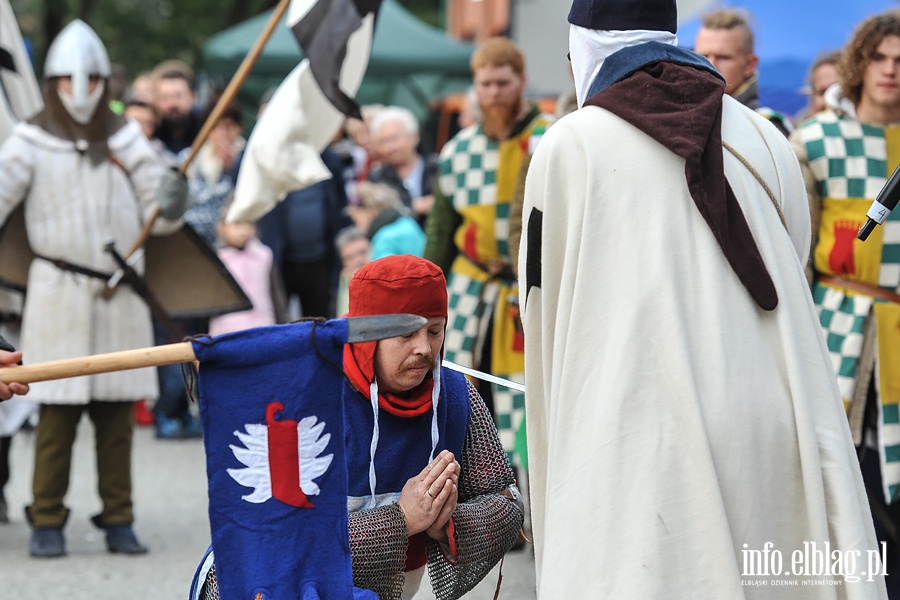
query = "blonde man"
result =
(694, 8, 792, 135)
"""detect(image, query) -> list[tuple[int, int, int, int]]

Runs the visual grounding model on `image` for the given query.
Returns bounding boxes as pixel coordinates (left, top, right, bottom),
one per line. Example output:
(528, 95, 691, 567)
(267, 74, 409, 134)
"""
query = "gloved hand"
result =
(156, 168, 189, 220)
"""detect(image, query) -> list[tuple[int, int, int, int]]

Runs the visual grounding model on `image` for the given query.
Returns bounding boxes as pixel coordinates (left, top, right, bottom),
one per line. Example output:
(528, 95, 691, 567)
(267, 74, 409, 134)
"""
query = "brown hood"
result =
(585, 61, 778, 311)
(29, 80, 127, 166)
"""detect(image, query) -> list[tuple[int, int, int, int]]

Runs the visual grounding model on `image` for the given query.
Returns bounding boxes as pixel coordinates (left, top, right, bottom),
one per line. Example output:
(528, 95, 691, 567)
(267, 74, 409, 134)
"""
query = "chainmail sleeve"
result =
(348, 503, 409, 599)
(426, 382, 524, 599)
(199, 564, 219, 600)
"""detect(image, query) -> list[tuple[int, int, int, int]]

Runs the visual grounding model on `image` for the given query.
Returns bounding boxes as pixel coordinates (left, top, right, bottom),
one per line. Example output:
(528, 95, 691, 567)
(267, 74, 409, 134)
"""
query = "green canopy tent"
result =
(201, 0, 475, 129)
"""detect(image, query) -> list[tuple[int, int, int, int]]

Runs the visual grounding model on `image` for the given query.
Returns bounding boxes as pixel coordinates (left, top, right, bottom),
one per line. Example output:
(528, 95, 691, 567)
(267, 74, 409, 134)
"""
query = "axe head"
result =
(345, 314, 427, 343)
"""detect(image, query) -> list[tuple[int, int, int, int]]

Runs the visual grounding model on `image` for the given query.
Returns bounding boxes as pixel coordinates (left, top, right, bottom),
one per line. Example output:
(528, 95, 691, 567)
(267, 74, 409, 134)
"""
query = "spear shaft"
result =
(125, 0, 293, 259)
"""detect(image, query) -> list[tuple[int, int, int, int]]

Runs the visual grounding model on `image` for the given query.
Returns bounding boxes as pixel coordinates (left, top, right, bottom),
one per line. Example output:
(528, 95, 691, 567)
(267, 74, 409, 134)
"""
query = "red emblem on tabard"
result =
(266, 402, 314, 508)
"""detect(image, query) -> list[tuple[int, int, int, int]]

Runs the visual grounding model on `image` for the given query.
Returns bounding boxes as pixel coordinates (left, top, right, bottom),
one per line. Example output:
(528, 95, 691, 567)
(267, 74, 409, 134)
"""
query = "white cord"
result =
(429, 364, 441, 461)
(441, 360, 526, 392)
(367, 378, 380, 509)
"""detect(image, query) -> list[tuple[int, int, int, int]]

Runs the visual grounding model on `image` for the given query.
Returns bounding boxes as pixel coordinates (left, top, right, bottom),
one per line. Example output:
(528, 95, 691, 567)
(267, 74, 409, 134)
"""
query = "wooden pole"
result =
(125, 0, 293, 259)
(0, 342, 196, 385)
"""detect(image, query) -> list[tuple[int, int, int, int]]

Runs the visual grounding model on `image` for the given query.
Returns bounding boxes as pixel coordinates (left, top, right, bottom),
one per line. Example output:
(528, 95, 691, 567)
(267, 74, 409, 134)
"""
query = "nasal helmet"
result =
(43, 20, 110, 123)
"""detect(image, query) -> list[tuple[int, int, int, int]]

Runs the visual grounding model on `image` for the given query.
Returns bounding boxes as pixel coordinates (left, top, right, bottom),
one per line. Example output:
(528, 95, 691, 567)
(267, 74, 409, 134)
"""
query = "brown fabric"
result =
(585, 61, 778, 311)
(29, 82, 126, 167)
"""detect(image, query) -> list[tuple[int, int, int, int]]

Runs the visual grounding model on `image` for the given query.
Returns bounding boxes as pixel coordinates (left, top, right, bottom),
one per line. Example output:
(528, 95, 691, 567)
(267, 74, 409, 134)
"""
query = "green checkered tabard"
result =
(492, 375, 526, 467)
(800, 112, 900, 290)
(444, 271, 524, 463)
(444, 271, 496, 368)
(802, 112, 900, 504)
(813, 283, 872, 404)
(437, 114, 550, 468)
(494, 201, 511, 260)
(884, 220, 900, 291)
(801, 112, 887, 200)
(438, 126, 500, 211)
(880, 396, 900, 503)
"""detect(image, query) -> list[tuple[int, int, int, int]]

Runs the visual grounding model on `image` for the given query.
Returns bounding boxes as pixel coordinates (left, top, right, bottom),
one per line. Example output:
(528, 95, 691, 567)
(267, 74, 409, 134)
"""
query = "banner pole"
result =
(0, 343, 196, 385)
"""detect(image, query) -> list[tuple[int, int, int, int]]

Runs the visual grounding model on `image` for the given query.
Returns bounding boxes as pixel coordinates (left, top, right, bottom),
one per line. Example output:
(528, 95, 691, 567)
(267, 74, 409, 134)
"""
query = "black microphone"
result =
(859, 163, 900, 241)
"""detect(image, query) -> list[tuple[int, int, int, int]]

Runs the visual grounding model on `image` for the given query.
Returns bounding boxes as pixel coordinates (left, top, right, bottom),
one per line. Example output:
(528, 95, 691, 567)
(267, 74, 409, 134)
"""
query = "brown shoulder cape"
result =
(585, 57, 778, 311)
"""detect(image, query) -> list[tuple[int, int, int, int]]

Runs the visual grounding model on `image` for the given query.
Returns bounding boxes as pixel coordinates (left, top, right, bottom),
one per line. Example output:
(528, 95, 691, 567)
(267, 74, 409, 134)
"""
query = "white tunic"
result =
(520, 96, 886, 598)
(0, 121, 178, 403)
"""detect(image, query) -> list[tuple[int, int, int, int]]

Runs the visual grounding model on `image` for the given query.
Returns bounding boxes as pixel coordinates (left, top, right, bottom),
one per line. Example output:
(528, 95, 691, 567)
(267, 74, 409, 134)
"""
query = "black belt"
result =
(34, 253, 180, 341)
(35, 254, 113, 282)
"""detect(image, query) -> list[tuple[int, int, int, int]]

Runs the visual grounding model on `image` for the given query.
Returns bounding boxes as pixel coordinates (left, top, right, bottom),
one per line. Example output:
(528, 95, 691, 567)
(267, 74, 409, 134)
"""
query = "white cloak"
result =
(0, 121, 179, 403)
(520, 96, 886, 598)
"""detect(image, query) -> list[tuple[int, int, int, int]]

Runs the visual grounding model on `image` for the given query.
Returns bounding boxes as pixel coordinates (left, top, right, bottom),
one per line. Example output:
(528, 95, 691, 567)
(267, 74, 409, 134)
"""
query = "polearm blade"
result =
(346, 314, 426, 343)
(0, 315, 427, 385)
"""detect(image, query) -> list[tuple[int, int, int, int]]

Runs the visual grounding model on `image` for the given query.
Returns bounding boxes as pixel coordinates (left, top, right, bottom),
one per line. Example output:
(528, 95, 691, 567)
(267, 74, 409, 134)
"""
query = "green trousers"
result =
(30, 401, 134, 529)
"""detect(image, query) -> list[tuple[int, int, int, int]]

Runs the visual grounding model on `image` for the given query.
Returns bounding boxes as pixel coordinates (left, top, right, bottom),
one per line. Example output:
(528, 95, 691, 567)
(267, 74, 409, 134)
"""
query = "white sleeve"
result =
(0, 130, 35, 226)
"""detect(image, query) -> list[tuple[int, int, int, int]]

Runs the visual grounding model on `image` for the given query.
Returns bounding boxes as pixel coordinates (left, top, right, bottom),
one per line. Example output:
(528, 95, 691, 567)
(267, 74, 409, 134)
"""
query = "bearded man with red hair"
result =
(342, 254, 522, 599)
(424, 37, 552, 472)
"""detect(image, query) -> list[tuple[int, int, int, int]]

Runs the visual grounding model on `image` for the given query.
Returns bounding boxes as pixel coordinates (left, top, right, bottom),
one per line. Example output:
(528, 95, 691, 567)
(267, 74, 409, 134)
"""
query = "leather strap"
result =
(818, 275, 900, 305)
(34, 254, 112, 281)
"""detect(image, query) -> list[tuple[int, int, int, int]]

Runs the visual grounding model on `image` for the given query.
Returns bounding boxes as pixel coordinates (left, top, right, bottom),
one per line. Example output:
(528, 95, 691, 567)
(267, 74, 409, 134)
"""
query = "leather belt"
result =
(35, 254, 113, 282)
(462, 254, 515, 283)
(818, 275, 900, 305)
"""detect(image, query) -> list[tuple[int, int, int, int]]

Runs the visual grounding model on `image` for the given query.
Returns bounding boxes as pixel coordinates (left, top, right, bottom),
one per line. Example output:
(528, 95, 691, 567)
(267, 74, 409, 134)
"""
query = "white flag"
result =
(226, 2, 374, 224)
(0, 0, 41, 316)
(0, 0, 42, 141)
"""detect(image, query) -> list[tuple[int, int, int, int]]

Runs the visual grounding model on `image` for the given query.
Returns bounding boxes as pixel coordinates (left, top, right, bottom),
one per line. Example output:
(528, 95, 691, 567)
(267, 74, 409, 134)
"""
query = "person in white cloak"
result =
(0, 20, 186, 558)
(519, 0, 888, 597)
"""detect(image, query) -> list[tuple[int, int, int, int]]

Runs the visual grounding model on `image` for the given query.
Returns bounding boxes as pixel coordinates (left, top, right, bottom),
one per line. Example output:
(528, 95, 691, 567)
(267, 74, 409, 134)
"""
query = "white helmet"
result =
(43, 20, 110, 124)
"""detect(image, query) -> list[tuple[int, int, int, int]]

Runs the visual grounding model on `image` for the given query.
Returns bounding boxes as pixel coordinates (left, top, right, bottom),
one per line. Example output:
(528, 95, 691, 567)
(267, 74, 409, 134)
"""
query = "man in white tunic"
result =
(0, 21, 185, 557)
(519, 0, 888, 597)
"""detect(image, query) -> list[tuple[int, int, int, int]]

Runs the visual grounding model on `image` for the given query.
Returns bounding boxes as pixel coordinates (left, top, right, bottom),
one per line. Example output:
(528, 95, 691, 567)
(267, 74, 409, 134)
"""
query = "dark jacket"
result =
(258, 149, 350, 266)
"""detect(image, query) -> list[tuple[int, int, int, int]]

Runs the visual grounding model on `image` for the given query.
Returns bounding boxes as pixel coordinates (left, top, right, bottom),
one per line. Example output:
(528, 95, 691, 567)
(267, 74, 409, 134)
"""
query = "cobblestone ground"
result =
(1, 419, 536, 599)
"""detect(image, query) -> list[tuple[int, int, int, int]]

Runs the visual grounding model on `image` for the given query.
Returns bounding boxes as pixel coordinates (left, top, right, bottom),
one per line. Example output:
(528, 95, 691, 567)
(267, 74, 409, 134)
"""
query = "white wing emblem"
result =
(227, 404, 333, 507)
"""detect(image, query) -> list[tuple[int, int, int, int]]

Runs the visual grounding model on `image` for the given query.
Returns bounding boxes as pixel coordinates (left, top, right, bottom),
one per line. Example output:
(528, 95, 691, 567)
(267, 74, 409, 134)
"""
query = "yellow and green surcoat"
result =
(426, 106, 551, 467)
(797, 109, 900, 502)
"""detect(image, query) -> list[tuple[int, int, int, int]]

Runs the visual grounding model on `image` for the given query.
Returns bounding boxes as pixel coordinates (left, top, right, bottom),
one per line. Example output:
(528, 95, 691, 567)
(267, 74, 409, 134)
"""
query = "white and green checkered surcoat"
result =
(800, 110, 900, 502)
